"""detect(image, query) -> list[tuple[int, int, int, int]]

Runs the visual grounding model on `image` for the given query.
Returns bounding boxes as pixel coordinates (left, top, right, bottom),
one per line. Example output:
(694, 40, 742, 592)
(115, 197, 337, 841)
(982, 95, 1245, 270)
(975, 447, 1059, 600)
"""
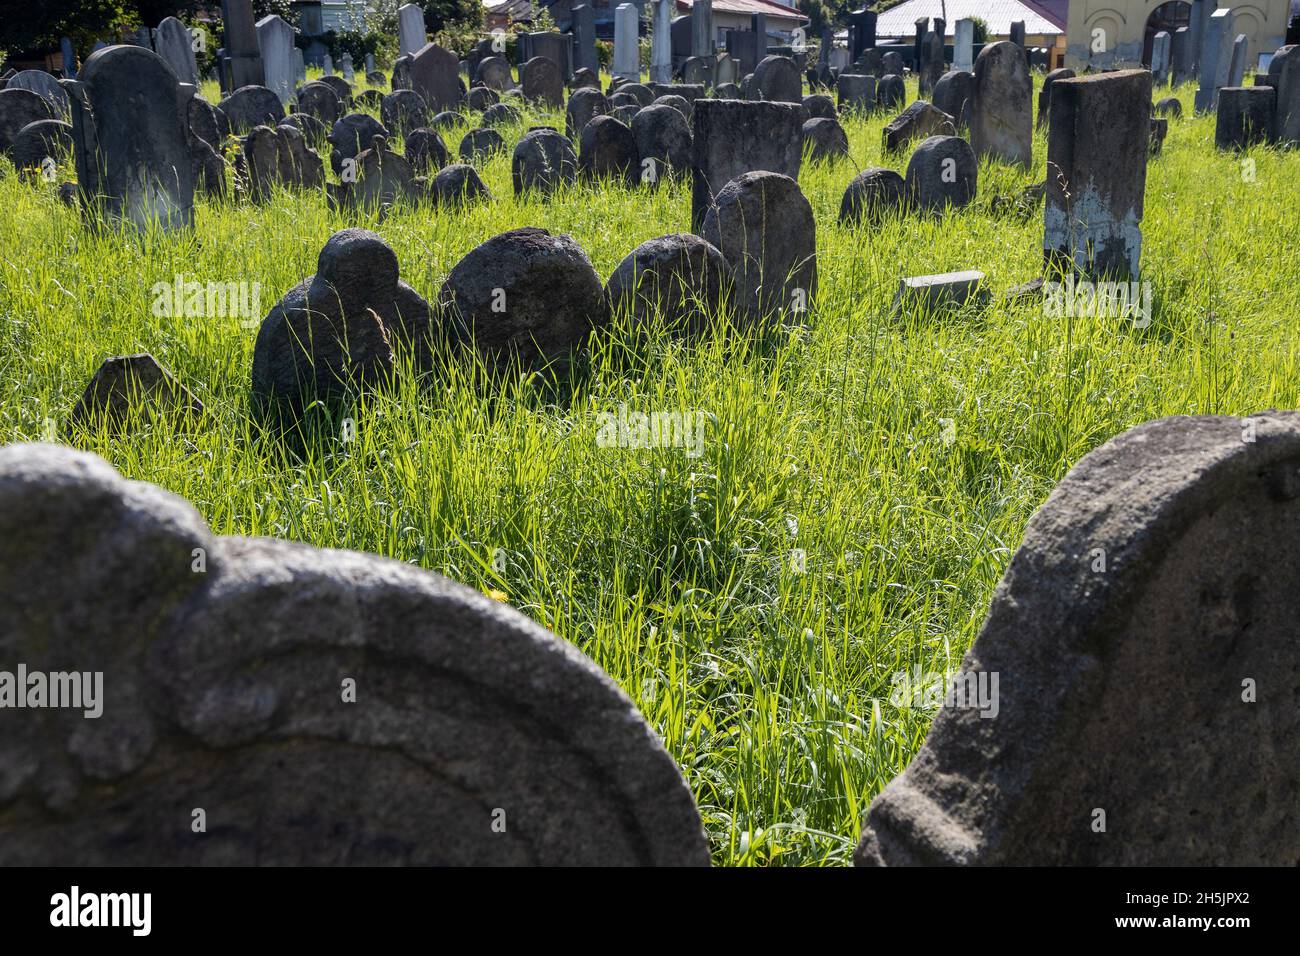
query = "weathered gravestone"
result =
(633, 103, 693, 179)
(297, 81, 345, 124)
(700, 170, 816, 324)
(857, 411, 1300, 866)
(7, 71, 69, 116)
(331, 136, 422, 211)
(404, 126, 450, 173)
(459, 127, 506, 164)
(605, 233, 732, 335)
(522, 57, 565, 110)
(153, 18, 199, 87)
(905, 134, 977, 214)
(219, 0, 265, 89)
(381, 89, 431, 135)
(0, 88, 54, 157)
(692, 0, 714, 57)
(1044, 70, 1150, 280)
(255, 15, 295, 106)
(933, 71, 973, 129)
(0, 443, 710, 866)
(579, 114, 640, 185)
(803, 93, 835, 119)
(836, 74, 875, 114)
(953, 19, 975, 73)
(752, 55, 802, 103)
(341, 53, 354, 82)
(327, 113, 389, 175)
(971, 40, 1032, 169)
(219, 85, 285, 133)
(10, 119, 74, 173)
(690, 99, 803, 230)
(1270, 45, 1300, 145)
(512, 127, 578, 196)
(652, 0, 674, 84)
(1036, 67, 1074, 130)
(801, 117, 848, 162)
(573, 5, 600, 74)
(475, 56, 514, 92)
(438, 227, 608, 374)
(839, 167, 908, 224)
(409, 43, 461, 113)
(1226, 34, 1249, 88)
(430, 162, 492, 207)
(68, 353, 203, 431)
(236, 123, 325, 200)
(614, 4, 641, 82)
(883, 101, 955, 153)
(566, 87, 611, 139)
(1172, 27, 1193, 85)
(1216, 86, 1276, 149)
(1195, 8, 1236, 112)
(919, 30, 944, 94)
(253, 229, 430, 420)
(398, 4, 426, 58)
(1151, 31, 1172, 86)
(876, 74, 905, 111)
(62, 46, 196, 232)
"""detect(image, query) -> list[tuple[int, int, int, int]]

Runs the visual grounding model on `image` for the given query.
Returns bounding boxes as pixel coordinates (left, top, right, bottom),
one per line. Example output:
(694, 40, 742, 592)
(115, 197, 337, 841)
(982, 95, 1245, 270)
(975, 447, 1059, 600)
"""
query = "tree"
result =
(0, 1, 200, 61)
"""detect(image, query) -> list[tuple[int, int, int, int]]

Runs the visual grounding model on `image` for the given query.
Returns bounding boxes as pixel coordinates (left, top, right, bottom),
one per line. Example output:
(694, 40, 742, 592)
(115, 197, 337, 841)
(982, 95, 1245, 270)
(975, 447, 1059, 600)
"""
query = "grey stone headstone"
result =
(1215, 85, 1276, 149)
(1151, 30, 1171, 86)
(62, 45, 195, 232)
(953, 19, 975, 73)
(410, 43, 462, 113)
(220, 0, 265, 89)
(1226, 34, 1249, 88)
(573, 5, 599, 74)
(521, 57, 564, 110)
(932, 70, 973, 129)
(906, 134, 977, 214)
(0, 440, 710, 866)
(1270, 45, 1300, 145)
(919, 31, 944, 94)
(614, 4, 641, 82)
(652, 0, 674, 84)
(323, 53, 335, 77)
(971, 41, 1032, 169)
(366, 53, 376, 75)
(397, 4, 426, 58)
(836, 74, 875, 114)
(847, 8, 876, 63)
(1036, 67, 1074, 130)
(7, 70, 70, 116)
(153, 17, 198, 87)
(1044, 69, 1151, 280)
(341, 53, 355, 82)
(1172, 27, 1192, 86)
(1188, 0, 1211, 75)
(1009, 21, 1025, 49)
(692, 0, 714, 58)
(294, 48, 307, 84)
(61, 37, 78, 79)
(882, 100, 955, 152)
(0, 88, 55, 157)
(752, 55, 801, 103)
(691, 99, 803, 230)
(1195, 8, 1235, 113)
(858, 412, 1300, 865)
(725, 30, 760, 77)
(255, 15, 295, 105)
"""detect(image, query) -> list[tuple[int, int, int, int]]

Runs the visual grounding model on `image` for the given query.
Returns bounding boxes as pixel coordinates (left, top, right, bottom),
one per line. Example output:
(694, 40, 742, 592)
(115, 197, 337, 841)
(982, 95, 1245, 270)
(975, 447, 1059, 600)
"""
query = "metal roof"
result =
(874, 0, 1066, 38)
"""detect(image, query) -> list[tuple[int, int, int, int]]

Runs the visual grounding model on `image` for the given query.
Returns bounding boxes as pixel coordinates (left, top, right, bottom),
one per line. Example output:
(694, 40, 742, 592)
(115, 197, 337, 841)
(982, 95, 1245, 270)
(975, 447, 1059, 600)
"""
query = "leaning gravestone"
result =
(882, 101, 955, 153)
(0, 442, 710, 866)
(691, 99, 803, 230)
(153, 17, 200, 87)
(68, 353, 202, 431)
(255, 15, 295, 106)
(253, 229, 430, 419)
(605, 233, 732, 335)
(971, 40, 1032, 169)
(236, 123, 324, 200)
(858, 411, 1300, 865)
(7, 71, 69, 116)
(0, 88, 54, 157)
(410, 42, 462, 113)
(62, 45, 195, 232)
(700, 170, 816, 324)
(438, 227, 608, 374)
(1044, 70, 1151, 280)
(332, 136, 422, 211)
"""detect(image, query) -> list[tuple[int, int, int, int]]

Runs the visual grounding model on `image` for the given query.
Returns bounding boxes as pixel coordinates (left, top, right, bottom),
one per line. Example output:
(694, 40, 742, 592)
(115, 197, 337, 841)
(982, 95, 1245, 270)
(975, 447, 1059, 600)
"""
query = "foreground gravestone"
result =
(63, 45, 195, 231)
(691, 99, 803, 230)
(0, 443, 710, 866)
(906, 135, 977, 214)
(154, 17, 200, 87)
(605, 233, 732, 335)
(68, 353, 202, 431)
(1216, 86, 1276, 149)
(438, 227, 607, 373)
(1045, 70, 1151, 280)
(971, 40, 1031, 169)
(1269, 45, 1299, 145)
(0, 88, 54, 157)
(512, 127, 578, 196)
(858, 411, 1300, 865)
(700, 170, 816, 324)
(253, 229, 430, 419)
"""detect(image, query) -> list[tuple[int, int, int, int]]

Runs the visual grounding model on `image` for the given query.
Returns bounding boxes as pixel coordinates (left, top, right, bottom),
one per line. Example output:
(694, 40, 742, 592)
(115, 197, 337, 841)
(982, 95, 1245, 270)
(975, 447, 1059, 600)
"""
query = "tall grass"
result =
(1, 72, 1297, 865)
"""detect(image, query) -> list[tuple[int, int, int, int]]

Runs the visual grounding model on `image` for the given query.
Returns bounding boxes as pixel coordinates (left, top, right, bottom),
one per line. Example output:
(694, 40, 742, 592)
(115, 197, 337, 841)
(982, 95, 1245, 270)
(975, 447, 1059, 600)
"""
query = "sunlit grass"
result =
(1, 72, 1297, 865)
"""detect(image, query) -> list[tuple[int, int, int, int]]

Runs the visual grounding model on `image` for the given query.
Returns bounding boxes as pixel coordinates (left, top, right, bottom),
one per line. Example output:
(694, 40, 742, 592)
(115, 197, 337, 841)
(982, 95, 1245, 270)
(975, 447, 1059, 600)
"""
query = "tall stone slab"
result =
(61, 45, 195, 232)
(971, 41, 1032, 168)
(1171, 26, 1192, 85)
(848, 9, 877, 63)
(614, 4, 641, 82)
(1009, 21, 1026, 49)
(341, 53, 355, 81)
(0, 442, 711, 867)
(220, 0, 264, 89)
(1268, 45, 1300, 145)
(410, 42, 462, 113)
(858, 412, 1300, 866)
(919, 30, 943, 94)
(573, 5, 599, 74)
(1044, 70, 1152, 280)
(1188, 0, 1211, 74)
(1151, 30, 1172, 85)
(692, 0, 714, 58)
(1195, 7, 1234, 112)
(953, 19, 975, 73)
(1226, 33, 1248, 87)
(256, 15, 295, 106)
(652, 0, 674, 84)
(61, 37, 78, 78)
(154, 17, 199, 87)
(398, 4, 426, 58)
(691, 99, 803, 230)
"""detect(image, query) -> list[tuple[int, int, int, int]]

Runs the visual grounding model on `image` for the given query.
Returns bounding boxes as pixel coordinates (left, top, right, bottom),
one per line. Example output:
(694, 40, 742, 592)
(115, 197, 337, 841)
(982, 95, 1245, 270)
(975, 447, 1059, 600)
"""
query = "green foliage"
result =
(969, 17, 990, 44)
(1, 76, 1296, 865)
